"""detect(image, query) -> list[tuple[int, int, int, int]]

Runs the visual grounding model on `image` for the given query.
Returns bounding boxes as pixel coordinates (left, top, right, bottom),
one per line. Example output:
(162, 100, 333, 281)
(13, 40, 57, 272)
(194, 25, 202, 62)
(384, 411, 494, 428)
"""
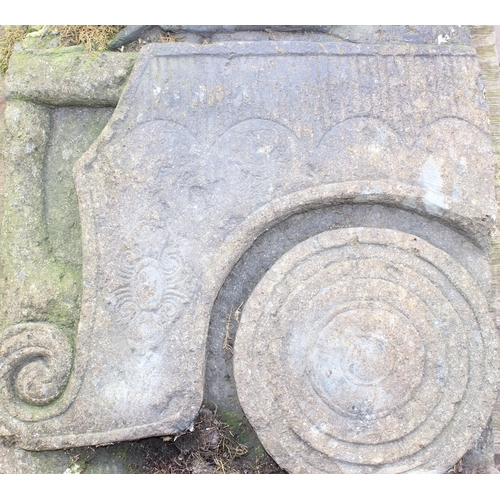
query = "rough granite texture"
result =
(44, 107, 114, 267)
(235, 227, 498, 473)
(5, 47, 137, 106)
(0, 47, 124, 465)
(0, 28, 499, 474)
(206, 203, 493, 418)
(0, 56, 5, 280)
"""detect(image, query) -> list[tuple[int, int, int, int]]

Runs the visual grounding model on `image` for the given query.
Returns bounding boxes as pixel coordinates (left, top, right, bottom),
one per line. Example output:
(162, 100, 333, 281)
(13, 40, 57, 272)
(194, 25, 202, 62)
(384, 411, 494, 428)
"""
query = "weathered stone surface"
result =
(469, 25, 500, 471)
(0, 102, 112, 330)
(0, 37, 498, 475)
(328, 25, 471, 45)
(0, 100, 80, 330)
(160, 25, 332, 35)
(157, 26, 471, 45)
(0, 98, 114, 450)
(0, 323, 74, 421)
(45, 107, 114, 266)
(234, 227, 498, 473)
(205, 203, 493, 419)
(0, 57, 5, 283)
(5, 47, 137, 106)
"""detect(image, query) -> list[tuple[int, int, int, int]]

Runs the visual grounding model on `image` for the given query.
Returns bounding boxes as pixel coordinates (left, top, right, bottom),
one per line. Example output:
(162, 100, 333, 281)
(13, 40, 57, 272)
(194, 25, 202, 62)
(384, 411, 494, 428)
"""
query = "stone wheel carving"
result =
(234, 227, 499, 473)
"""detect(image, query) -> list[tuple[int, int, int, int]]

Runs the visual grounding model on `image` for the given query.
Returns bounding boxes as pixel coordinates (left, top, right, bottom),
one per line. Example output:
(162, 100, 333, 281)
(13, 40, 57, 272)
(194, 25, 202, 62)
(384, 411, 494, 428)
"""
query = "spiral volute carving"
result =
(0, 323, 74, 422)
(234, 227, 499, 473)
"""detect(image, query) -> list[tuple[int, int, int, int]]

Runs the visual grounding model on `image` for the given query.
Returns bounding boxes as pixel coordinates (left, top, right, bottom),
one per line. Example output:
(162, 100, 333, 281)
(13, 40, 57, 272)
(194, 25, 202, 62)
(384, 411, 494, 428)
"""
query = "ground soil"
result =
(68, 405, 285, 474)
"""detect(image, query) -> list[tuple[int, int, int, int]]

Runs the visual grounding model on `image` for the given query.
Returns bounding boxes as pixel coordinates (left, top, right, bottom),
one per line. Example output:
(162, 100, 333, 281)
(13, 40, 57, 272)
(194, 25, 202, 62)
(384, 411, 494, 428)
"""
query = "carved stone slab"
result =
(1, 41, 498, 467)
(234, 227, 498, 473)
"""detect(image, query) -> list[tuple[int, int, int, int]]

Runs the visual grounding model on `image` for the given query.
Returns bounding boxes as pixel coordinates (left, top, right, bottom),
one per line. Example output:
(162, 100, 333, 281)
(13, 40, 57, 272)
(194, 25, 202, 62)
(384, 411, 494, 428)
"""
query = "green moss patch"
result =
(1, 25, 124, 74)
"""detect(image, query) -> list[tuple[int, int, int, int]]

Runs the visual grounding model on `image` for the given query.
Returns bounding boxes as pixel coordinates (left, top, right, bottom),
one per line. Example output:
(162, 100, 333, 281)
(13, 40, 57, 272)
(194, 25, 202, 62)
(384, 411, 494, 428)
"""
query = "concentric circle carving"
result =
(307, 305, 424, 421)
(234, 227, 499, 473)
(0, 323, 74, 422)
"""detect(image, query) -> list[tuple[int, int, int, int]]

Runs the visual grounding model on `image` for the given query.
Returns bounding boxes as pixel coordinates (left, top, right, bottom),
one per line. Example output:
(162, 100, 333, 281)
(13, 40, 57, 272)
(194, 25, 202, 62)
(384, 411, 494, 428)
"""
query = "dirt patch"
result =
(65, 405, 285, 474)
(136, 406, 284, 474)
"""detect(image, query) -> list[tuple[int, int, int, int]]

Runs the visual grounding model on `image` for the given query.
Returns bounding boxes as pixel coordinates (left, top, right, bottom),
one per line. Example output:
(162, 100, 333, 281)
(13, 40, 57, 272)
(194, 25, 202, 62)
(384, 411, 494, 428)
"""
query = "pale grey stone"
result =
(0, 323, 73, 421)
(328, 25, 472, 45)
(234, 227, 499, 473)
(0, 34, 498, 475)
(205, 204, 493, 419)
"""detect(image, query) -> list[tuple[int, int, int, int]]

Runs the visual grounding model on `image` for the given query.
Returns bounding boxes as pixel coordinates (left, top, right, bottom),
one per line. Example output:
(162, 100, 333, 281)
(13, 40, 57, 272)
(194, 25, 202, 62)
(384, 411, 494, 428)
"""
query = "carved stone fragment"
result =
(0, 35, 498, 474)
(234, 228, 498, 473)
(0, 323, 74, 422)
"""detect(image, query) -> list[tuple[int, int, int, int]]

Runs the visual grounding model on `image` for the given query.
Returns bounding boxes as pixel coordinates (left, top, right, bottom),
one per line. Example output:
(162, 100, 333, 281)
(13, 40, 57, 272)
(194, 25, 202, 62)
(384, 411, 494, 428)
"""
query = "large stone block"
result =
(0, 34, 498, 473)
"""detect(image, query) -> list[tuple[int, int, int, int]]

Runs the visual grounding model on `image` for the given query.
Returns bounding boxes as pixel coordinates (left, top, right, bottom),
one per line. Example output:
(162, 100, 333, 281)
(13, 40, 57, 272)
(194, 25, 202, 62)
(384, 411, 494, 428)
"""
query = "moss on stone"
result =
(1, 26, 127, 74)
(0, 26, 34, 74)
(6, 44, 137, 107)
(25, 449, 72, 474)
(214, 407, 257, 452)
(45, 264, 82, 329)
(216, 407, 242, 432)
(45, 107, 113, 267)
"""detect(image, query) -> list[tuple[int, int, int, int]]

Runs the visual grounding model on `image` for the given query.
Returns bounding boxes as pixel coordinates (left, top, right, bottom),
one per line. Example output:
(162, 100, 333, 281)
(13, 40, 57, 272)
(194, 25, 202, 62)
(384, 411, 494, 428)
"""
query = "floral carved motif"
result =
(111, 222, 188, 353)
